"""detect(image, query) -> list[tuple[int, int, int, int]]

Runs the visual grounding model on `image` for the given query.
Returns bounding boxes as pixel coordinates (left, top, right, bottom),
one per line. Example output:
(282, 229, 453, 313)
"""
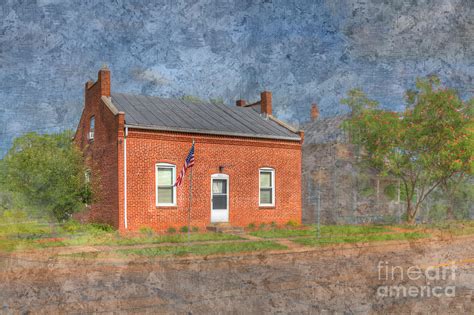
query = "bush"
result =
(247, 223, 256, 230)
(192, 226, 199, 232)
(270, 221, 277, 229)
(167, 227, 176, 234)
(285, 220, 299, 227)
(1, 131, 93, 221)
(87, 223, 114, 233)
(139, 226, 155, 236)
(180, 226, 189, 233)
(259, 223, 266, 230)
(383, 184, 398, 200)
(62, 220, 83, 233)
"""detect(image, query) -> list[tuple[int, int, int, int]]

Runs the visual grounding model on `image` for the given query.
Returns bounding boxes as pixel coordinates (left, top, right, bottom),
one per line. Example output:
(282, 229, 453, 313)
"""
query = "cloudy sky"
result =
(0, 0, 473, 155)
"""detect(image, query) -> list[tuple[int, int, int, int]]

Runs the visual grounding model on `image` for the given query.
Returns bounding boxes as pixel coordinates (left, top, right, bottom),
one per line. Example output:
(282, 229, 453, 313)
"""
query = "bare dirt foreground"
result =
(0, 236, 473, 314)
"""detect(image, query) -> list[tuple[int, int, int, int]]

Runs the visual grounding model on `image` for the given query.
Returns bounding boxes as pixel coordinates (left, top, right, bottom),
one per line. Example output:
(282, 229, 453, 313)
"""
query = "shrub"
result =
(139, 226, 154, 236)
(259, 223, 266, 230)
(192, 226, 199, 232)
(62, 220, 83, 233)
(167, 227, 176, 234)
(1, 131, 94, 222)
(285, 220, 299, 227)
(247, 223, 256, 230)
(270, 221, 277, 229)
(87, 223, 114, 233)
(180, 226, 189, 233)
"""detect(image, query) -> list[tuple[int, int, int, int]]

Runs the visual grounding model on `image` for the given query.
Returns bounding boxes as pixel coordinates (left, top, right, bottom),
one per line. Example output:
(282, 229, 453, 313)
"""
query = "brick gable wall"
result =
(74, 68, 122, 228)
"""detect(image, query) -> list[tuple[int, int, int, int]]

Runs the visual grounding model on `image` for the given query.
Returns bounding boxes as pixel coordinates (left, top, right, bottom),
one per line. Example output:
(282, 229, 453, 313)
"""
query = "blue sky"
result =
(0, 0, 473, 156)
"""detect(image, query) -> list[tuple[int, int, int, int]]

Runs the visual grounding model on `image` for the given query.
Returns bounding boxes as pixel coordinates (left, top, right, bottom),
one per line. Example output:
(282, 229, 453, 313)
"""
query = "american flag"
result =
(174, 142, 195, 187)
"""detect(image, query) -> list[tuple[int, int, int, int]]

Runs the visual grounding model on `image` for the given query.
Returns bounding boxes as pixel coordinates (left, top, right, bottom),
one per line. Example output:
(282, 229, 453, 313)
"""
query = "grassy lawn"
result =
(64, 241, 287, 258)
(292, 232, 430, 246)
(249, 225, 391, 239)
(421, 220, 474, 236)
(63, 232, 241, 247)
(2, 218, 473, 255)
(0, 221, 242, 252)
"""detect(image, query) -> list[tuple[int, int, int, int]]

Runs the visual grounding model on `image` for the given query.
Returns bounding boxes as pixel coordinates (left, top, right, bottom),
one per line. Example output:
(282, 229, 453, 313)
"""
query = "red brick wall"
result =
(74, 68, 122, 228)
(121, 129, 302, 232)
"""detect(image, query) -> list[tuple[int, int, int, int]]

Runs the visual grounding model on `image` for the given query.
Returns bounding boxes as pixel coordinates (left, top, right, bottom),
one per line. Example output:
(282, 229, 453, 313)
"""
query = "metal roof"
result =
(110, 93, 301, 141)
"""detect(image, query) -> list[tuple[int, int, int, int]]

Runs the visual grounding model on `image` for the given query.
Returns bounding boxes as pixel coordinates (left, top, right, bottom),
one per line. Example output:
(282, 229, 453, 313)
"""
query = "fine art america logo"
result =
(376, 261, 457, 298)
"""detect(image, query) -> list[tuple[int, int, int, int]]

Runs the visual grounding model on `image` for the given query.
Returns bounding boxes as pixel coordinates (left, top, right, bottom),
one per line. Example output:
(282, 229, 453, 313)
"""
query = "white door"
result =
(211, 174, 229, 223)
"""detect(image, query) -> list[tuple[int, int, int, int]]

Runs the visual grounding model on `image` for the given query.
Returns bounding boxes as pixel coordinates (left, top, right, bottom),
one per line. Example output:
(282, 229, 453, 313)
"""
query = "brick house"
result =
(74, 67, 303, 232)
(302, 104, 402, 224)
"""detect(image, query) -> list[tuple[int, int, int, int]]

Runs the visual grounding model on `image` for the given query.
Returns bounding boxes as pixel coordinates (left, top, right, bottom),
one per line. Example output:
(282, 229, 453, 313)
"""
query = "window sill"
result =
(156, 205, 178, 209)
(259, 205, 276, 209)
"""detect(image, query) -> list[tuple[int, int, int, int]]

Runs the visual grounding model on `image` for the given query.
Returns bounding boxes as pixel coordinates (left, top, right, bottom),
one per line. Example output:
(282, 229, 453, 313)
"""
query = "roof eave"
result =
(124, 123, 301, 142)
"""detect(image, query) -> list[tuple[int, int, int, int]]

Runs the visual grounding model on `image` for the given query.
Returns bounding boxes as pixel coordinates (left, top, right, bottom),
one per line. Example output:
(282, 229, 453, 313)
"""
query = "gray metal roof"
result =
(110, 93, 300, 141)
(302, 115, 349, 144)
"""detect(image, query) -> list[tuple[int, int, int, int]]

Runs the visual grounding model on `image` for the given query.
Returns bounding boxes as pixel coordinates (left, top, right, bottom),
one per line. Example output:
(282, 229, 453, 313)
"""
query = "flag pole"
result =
(187, 139, 194, 244)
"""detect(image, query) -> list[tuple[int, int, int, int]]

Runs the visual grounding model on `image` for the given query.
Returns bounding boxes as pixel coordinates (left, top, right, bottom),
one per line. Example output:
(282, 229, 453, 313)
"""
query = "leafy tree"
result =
(342, 77, 473, 224)
(436, 175, 473, 221)
(0, 131, 92, 221)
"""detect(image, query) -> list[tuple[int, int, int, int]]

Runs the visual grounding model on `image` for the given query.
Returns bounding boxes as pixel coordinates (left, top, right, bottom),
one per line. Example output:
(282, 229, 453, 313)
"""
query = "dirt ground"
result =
(0, 236, 473, 314)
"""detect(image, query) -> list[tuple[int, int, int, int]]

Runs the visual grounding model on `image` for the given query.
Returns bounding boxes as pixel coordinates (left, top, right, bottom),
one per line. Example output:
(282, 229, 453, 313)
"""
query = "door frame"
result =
(210, 173, 229, 223)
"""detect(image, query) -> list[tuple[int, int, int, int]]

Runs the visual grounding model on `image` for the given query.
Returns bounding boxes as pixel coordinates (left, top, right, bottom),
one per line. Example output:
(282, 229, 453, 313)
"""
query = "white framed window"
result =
(259, 168, 275, 206)
(88, 116, 95, 140)
(156, 163, 176, 206)
(84, 169, 91, 183)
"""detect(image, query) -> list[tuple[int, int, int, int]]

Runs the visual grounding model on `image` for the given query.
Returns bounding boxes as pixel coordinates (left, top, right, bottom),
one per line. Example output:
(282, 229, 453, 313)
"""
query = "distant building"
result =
(302, 104, 401, 224)
(74, 67, 303, 232)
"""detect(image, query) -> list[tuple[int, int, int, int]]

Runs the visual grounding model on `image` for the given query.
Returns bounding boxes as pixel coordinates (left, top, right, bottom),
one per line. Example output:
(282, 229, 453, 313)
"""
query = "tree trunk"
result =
(405, 199, 417, 225)
(406, 207, 417, 225)
(443, 183, 455, 220)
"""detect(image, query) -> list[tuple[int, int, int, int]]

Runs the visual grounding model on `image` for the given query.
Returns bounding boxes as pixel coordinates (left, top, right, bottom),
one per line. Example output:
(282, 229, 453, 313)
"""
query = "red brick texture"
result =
(75, 69, 302, 232)
(260, 91, 272, 115)
(122, 130, 302, 232)
(74, 68, 121, 228)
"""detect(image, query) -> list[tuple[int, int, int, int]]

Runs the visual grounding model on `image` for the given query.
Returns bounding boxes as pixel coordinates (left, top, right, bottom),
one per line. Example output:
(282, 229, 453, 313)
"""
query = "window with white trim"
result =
(156, 163, 176, 206)
(88, 116, 95, 141)
(259, 168, 275, 206)
(84, 169, 91, 183)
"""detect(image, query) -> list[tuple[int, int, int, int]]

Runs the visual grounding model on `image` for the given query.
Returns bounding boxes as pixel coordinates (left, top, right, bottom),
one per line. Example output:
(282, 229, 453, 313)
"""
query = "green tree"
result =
(342, 77, 473, 224)
(437, 175, 473, 220)
(0, 131, 92, 221)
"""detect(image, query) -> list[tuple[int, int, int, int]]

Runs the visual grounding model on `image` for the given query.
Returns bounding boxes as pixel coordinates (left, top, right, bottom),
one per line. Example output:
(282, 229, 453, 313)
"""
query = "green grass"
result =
(117, 241, 286, 257)
(422, 220, 474, 236)
(65, 232, 242, 247)
(0, 221, 53, 237)
(64, 241, 287, 258)
(0, 220, 242, 252)
(0, 232, 243, 252)
(292, 232, 430, 246)
(249, 225, 391, 238)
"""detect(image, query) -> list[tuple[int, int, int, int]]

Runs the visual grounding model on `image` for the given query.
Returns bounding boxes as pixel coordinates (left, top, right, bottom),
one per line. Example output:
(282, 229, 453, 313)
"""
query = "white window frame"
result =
(259, 168, 275, 207)
(88, 116, 95, 141)
(155, 163, 176, 207)
(84, 169, 91, 183)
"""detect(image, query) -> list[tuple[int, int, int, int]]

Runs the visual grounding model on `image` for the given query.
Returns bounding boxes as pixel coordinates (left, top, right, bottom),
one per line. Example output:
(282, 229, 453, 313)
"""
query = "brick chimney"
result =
(98, 65, 111, 97)
(236, 99, 246, 107)
(311, 103, 319, 122)
(260, 91, 272, 116)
